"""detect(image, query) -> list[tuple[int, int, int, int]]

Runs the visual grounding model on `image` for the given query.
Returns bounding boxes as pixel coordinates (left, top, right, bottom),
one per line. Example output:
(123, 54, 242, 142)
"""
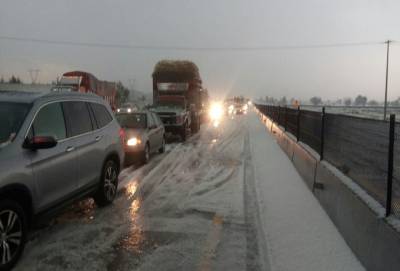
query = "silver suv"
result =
(0, 91, 124, 270)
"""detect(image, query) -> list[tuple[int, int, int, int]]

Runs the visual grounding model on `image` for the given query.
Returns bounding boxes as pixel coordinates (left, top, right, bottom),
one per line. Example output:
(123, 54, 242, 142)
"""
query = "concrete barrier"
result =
(291, 143, 317, 190)
(257, 113, 400, 271)
(315, 162, 400, 271)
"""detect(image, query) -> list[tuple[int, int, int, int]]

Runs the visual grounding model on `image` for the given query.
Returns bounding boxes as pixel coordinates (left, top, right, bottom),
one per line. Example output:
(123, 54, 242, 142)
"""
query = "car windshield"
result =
(116, 113, 147, 129)
(0, 102, 31, 146)
(158, 99, 185, 108)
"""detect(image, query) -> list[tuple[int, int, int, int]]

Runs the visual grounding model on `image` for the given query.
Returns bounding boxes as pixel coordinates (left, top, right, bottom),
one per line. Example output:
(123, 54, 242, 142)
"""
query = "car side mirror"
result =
(24, 136, 58, 150)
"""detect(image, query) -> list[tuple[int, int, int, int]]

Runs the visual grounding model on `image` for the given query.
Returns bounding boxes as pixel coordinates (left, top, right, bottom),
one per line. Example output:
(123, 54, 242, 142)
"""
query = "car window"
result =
(0, 102, 31, 145)
(116, 113, 147, 129)
(32, 102, 66, 140)
(62, 101, 93, 137)
(151, 113, 161, 127)
(154, 114, 163, 127)
(90, 103, 113, 128)
(147, 113, 156, 127)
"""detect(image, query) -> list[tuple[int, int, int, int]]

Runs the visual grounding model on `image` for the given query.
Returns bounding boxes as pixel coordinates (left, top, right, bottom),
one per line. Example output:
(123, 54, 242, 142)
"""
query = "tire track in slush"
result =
(243, 130, 271, 271)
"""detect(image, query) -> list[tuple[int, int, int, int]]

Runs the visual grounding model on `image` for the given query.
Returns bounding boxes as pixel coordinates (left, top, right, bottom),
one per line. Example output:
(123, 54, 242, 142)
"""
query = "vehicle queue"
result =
(0, 60, 248, 270)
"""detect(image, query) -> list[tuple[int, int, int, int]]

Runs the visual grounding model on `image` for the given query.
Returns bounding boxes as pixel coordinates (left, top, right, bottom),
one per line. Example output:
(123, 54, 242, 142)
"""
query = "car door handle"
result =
(95, 135, 103, 142)
(66, 146, 75, 152)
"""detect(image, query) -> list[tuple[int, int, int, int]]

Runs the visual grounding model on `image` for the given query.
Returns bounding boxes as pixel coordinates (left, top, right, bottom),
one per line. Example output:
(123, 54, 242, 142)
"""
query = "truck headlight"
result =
(127, 137, 141, 146)
(209, 102, 223, 121)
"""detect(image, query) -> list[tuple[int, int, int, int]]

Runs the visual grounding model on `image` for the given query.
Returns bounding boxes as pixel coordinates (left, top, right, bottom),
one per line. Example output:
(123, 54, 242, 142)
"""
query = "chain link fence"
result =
(324, 114, 389, 207)
(285, 107, 298, 137)
(299, 110, 322, 154)
(393, 124, 400, 216)
(255, 104, 398, 217)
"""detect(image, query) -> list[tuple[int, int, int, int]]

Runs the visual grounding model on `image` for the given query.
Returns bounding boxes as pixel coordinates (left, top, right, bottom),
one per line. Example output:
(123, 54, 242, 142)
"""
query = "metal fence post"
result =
(284, 106, 287, 131)
(278, 105, 281, 125)
(386, 114, 395, 217)
(296, 106, 300, 142)
(320, 107, 326, 160)
(270, 105, 274, 133)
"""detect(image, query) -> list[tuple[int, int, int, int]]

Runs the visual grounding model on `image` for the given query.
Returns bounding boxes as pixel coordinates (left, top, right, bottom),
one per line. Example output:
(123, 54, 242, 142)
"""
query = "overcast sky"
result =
(1, 0, 400, 101)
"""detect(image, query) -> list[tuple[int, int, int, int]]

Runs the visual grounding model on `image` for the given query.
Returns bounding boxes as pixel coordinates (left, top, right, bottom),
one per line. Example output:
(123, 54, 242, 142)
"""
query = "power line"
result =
(0, 35, 387, 51)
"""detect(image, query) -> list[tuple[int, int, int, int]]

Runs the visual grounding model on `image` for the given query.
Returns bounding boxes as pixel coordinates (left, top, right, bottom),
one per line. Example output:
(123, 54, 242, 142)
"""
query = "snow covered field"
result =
(14, 111, 364, 271)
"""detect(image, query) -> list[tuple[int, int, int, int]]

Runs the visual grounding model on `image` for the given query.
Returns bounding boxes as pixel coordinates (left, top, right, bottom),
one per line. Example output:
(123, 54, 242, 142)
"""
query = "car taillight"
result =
(119, 128, 125, 145)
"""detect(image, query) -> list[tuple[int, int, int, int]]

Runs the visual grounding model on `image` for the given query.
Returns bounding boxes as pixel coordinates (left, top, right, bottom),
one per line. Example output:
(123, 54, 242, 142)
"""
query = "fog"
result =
(1, 0, 400, 101)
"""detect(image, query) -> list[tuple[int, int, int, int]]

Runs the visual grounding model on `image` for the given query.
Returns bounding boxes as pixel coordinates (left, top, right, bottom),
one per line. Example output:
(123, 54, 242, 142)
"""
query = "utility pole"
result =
(383, 40, 391, 120)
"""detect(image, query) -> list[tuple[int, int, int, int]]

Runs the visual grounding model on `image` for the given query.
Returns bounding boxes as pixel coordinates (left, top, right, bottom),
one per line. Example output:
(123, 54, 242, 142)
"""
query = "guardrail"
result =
(255, 104, 399, 218)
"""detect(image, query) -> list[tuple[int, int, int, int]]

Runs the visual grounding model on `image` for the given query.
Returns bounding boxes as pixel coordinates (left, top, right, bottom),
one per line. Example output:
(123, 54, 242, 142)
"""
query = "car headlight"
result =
(127, 108, 132, 113)
(209, 102, 223, 121)
(127, 137, 141, 146)
(117, 108, 121, 113)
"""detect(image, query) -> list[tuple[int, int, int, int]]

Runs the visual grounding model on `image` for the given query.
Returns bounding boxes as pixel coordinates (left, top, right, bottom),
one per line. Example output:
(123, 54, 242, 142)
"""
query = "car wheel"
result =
(142, 143, 150, 164)
(94, 160, 119, 207)
(0, 199, 27, 271)
(159, 138, 165, 153)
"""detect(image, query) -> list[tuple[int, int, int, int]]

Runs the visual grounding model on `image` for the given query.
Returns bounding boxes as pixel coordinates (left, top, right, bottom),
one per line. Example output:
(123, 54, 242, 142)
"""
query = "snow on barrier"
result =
(255, 105, 400, 271)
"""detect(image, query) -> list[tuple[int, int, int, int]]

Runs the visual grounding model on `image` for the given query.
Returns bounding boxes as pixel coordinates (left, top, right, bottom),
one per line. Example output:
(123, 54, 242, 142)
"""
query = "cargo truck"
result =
(54, 71, 117, 110)
(152, 60, 206, 141)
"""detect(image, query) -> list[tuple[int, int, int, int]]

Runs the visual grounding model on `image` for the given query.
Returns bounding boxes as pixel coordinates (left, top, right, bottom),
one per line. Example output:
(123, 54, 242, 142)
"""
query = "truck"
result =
(53, 71, 117, 110)
(152, 60, 206, 141)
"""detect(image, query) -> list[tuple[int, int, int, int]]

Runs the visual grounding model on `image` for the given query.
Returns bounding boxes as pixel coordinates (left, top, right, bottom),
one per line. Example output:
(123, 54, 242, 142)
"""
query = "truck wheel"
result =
(191, 118, 199, 134)
(159, 138, 165, 153)
(196, 117, 201, 132)
(0, 199, 27, 271)
(94, 159, 119, 207)
(180, 126, 187, 142)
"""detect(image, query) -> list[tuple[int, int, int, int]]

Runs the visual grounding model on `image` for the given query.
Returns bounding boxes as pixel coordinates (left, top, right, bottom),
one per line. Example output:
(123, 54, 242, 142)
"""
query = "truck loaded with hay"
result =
(152, 60, 206, 141)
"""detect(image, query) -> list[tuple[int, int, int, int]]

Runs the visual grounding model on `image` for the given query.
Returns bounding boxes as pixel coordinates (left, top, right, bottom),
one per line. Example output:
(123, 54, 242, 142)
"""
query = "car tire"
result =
(0, 199, 27, 271)
(94, 159, 119, 207)
(142, 143, 150, 164)
(159, 138, 165, 153)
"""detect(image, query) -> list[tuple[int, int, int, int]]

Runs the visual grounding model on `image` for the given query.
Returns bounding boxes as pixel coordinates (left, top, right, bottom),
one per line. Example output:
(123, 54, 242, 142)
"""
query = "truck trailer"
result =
(54, 71, 117, 110)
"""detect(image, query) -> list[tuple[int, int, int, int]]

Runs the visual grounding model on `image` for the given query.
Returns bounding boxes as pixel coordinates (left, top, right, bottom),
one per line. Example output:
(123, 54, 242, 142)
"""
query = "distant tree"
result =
(354, 95, 368, 106)
(279, 96, 287, 106)
(344, 98, 352, 106)
(0, 77, 4, 83)
(390, 97, 400, 106)
(334, 99, 342, 105)
(310, 96, 322, 106)
(367, 100, 379, 106)
(8, 75, 22, 84)
(265, 96, 277, 105)
(115, 81, 130, 106)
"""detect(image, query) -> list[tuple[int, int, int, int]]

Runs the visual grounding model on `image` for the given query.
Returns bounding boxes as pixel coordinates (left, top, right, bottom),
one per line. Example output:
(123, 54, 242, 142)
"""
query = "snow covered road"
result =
(14, 111, 364, 271)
